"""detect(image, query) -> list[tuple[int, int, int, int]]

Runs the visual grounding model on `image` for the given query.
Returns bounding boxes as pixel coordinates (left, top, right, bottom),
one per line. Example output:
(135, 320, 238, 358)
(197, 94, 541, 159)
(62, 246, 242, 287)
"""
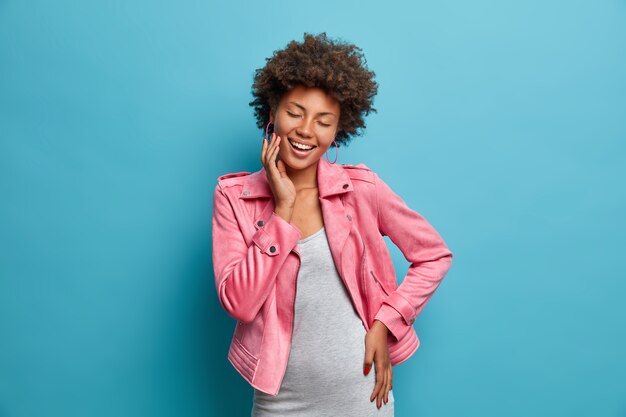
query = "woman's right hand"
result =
(261, 133, 296, 221)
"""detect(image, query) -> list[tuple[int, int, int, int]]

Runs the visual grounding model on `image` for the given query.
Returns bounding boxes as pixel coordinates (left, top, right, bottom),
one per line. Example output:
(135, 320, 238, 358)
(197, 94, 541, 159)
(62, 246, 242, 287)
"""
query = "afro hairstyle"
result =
(249, 32, 378, 147)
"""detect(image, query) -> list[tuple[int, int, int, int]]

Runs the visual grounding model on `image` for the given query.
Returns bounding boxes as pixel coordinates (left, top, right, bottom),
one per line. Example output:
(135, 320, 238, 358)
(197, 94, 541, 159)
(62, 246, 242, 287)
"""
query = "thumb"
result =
(363, 341, 374, 376)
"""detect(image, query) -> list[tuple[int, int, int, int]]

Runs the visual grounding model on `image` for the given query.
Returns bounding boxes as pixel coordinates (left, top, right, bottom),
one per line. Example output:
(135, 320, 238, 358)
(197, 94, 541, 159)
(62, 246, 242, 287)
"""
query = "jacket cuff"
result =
(251, 211, 301, 256)
(374, 292, 416, 342)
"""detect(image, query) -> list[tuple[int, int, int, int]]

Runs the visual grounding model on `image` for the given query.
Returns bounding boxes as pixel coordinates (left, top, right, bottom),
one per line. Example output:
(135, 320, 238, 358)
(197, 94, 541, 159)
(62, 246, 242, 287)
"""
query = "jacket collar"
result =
(239, 157, 354, 199)
(237, 157, 356, 309)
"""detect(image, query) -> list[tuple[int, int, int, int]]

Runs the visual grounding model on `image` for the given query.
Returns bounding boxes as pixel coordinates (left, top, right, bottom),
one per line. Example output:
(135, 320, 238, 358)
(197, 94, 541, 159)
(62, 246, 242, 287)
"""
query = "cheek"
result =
(274, 117, 294, 134)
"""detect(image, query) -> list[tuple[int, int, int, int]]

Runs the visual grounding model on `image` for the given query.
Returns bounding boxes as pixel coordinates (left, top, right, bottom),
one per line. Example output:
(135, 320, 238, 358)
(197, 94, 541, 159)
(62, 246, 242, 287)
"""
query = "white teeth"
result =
(289, 139, 314, 150)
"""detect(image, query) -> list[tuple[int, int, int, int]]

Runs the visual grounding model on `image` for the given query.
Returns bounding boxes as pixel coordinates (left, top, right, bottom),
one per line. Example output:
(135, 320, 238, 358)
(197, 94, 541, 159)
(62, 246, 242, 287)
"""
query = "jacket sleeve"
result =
(212, 184, 302, 323)
(372, 173, 454, 342)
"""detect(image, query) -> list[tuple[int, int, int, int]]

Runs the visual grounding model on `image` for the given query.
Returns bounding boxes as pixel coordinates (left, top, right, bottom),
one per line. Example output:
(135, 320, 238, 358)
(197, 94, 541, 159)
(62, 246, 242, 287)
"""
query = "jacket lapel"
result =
(317, 158, 354, 277)
(238, 158, 354, 274)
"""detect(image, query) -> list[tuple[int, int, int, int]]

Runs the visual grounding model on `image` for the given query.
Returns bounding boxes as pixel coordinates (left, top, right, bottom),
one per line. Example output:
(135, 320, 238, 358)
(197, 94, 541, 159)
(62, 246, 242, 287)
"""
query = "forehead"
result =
(279, 85, 340, 112)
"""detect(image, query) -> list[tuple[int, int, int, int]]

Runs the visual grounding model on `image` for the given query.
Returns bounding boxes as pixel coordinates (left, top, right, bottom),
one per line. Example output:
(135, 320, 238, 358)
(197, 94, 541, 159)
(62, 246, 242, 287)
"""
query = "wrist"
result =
(274, 205, 294, 223)
(276, 200, 295, 210)
(373, 319, 389, 334)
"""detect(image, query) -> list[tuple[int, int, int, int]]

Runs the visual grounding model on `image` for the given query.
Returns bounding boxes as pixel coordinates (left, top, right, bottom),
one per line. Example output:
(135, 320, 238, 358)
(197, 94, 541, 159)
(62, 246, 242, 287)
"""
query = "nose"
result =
(295, 117, 314, 138)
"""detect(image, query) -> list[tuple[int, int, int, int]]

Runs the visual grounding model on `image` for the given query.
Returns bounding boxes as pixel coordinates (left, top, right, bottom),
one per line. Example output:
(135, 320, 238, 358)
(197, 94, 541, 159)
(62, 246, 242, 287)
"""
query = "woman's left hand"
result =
(364, 319, 393, 409)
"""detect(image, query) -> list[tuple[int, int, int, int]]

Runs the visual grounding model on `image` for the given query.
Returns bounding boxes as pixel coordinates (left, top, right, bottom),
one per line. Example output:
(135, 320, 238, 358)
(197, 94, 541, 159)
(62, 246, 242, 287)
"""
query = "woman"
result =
(212, 32, 453, 416)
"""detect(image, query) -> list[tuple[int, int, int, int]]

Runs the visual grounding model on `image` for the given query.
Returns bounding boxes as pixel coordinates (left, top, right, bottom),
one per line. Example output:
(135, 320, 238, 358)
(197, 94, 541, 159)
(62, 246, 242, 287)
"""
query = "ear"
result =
(269, 108, 275, 124)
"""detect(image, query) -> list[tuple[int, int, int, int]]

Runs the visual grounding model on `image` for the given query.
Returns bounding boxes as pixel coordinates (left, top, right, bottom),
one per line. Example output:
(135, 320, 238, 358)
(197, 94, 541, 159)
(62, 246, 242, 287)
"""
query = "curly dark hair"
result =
(249, 32, 378, 147)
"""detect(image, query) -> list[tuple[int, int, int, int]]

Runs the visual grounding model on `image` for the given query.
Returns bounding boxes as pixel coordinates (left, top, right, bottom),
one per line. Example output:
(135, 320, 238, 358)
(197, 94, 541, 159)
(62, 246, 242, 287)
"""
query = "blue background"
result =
(1, 0, 625, 416)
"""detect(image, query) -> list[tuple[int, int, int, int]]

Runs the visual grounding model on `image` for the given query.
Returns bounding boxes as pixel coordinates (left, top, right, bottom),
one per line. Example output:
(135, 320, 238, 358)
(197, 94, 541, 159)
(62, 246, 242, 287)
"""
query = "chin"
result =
(280, 153, 322, 171)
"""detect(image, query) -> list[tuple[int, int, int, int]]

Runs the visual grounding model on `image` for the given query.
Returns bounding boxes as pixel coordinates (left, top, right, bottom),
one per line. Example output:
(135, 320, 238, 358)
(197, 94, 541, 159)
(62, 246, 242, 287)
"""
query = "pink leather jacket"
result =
(211, 157, 453, 396)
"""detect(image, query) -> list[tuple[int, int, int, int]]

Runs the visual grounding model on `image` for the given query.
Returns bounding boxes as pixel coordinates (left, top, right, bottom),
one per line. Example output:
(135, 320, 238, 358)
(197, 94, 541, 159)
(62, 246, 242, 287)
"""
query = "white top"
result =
(252, 226, 395, 416)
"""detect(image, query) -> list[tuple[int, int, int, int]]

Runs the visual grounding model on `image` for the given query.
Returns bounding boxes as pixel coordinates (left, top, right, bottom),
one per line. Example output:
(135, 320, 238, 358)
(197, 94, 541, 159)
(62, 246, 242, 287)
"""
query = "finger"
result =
(268, 136, 281, 174)
(384, 366, 391, 404)
(370, 375, 382, 404)
(262, 133, 271, 169)
(268, 135, 280, 163)
(370, 357, 383, 404)
(381, 365, 388, 406)
(264, 133, 276, 167)
(266, 135, 280, 175)
(378, 363, 387, 408)
(271, 135, 281, 158)
(363, 336, 374, 378)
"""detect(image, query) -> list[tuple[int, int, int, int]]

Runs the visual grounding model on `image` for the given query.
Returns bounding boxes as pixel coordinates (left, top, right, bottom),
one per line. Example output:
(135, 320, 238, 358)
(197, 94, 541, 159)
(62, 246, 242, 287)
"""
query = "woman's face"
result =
(269, 85, 341, 172)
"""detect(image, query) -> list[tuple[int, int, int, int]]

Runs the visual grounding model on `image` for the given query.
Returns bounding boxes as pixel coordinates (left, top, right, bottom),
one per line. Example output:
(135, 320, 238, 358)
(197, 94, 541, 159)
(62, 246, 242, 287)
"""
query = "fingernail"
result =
(363, 366, 370, 376)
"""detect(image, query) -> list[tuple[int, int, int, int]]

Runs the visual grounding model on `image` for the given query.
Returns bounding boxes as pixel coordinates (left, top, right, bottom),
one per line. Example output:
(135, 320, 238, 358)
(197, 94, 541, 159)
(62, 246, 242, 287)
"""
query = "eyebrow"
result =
(288, 101, 337, 117)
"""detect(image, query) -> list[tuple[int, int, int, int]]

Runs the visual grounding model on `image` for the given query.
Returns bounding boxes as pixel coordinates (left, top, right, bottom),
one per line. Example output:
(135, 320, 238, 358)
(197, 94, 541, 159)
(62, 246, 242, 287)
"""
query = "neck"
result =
(285, 159, 319, 191)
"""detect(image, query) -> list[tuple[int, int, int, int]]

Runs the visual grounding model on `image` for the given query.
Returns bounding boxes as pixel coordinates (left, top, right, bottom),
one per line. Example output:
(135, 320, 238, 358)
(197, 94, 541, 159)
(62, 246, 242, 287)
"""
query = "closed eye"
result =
(287, 111, 331, 127)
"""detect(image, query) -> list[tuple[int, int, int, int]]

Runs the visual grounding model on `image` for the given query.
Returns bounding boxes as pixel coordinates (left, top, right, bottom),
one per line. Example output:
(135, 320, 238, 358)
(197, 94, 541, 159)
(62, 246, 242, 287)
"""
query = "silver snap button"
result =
(347, 214, 352, 221)
(242, 190, 250, 196)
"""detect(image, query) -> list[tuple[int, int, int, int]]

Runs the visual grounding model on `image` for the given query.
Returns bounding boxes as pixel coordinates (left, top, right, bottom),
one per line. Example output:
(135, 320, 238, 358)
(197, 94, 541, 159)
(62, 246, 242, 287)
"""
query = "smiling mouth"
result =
(288, 138, 317, 152)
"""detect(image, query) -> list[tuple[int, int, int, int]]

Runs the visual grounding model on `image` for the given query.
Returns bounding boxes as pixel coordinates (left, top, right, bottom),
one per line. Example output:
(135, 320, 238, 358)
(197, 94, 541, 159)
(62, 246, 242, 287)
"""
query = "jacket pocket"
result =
(370, 270, 390, 297)
(360, 235, 391, 298)
(361, 238, 388, 324)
